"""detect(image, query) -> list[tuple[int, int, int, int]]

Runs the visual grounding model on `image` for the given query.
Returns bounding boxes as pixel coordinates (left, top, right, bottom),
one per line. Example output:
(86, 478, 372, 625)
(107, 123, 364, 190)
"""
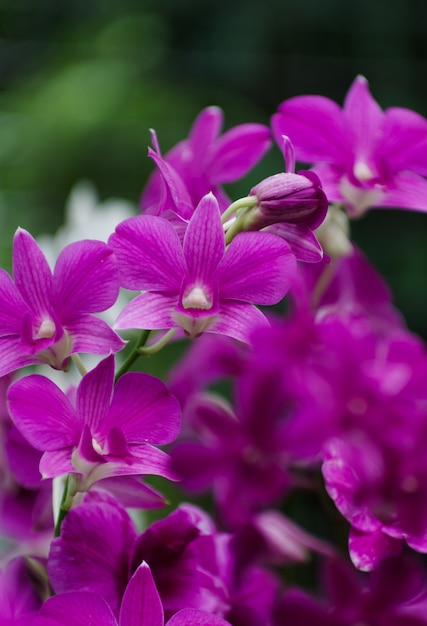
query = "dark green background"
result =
(1, 0, 427, 336)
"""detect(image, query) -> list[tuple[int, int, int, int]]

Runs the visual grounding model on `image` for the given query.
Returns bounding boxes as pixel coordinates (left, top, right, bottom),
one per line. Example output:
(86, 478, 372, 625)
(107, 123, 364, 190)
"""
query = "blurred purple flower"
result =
(272, 75, 427, 216)
(35, 561, 233, 625)
(274, 555, 427, 625)
(141, 106, 271, 213)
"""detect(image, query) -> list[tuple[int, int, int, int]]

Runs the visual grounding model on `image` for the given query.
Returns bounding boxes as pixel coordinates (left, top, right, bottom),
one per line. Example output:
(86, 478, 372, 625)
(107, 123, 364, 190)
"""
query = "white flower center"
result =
(353, 160, 375, 182)
(182, 286, 212, 310)
(35, 318, 56, 339)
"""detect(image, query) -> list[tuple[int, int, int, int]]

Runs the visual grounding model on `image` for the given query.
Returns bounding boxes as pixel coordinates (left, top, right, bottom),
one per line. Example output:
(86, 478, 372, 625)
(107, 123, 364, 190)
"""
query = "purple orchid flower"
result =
(0, 556, 43, 625)
(7, 355, 181, 501)
(0, 228, 124, 376)
(272, 75, 427, 216)
(274, 555, 427, 626)
(33, 562, 233, 626)
(141, 106, 271, 213)
(110, 193, 297, 344)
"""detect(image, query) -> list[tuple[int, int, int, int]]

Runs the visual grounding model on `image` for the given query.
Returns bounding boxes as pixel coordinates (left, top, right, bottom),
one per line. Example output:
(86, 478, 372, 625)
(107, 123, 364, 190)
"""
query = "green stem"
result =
(54, 474, 77, 537)
(71, 353, 87, 377)
(114, 329, 151, 382)
(138, 328, 178, 355)
(221, 196, 257, 224)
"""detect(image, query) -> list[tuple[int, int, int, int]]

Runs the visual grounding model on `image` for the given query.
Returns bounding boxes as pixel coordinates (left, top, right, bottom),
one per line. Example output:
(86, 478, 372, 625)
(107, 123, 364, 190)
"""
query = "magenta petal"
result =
(188, 106, 223, 161)
(8, 375, 80, 451)
(209, 123, 271, 183)
(148, 146, 194, 219)
(375, 171, 427, 213)
(0, 336, 39, 377)
(349, 527, 402, 572)
(33, 592, 117, 626)
(105, 372, 181, 445)
(381, 106, 427, 175)
(40, 449, 74, 478)
(183, 194, 225, 281)
(272, 95, 350, 164)
(94, 476, 167, 509)
(264, 223, 324, 262)
(120, 563, 164, 626)
(115, 292, 177, 330)
(12, 228, 53, 315)
(0, 270, 29, 334)
(66, 315, 125, 355)
(218, 231, 296, 304)
(115, 444, 178, 481)
(343, 75, 383, 160)
(209, 301, 269, 344)
(168, 609, 232, 625)
(110, 216, 186, 291)
(48, 492, 136, 611)
(77, 355, 114, 433)
(53, 240, 120, 318)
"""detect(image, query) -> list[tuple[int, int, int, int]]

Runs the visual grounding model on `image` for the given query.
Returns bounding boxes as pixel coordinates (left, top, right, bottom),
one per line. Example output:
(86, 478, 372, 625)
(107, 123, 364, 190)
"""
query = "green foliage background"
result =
(1, 0, 427, 335)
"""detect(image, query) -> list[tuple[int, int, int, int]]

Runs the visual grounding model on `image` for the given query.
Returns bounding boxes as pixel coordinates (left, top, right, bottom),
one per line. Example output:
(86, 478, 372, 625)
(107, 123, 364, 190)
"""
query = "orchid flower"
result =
(272, 75, 427, 216)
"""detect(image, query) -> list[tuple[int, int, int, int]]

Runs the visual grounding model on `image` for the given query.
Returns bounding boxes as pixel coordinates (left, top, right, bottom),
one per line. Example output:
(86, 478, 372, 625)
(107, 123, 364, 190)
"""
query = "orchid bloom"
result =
(141, 106, 272, 213)
(7, 355, 180, 499)
(272, 75, 427, 216)
(0, 228, 124, 376)
(110, 193, 297, 344)
(33, 562, 233, 626)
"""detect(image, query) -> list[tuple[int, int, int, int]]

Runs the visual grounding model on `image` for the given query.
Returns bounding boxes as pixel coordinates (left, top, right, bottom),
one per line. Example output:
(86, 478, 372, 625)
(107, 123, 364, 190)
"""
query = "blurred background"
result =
(1, 0, 427, 335)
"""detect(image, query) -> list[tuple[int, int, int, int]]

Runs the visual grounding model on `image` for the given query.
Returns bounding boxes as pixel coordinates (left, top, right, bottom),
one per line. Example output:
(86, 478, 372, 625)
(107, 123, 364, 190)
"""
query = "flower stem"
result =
(114, 329, 151, 382)
(54, 473, 78, 537)
(138, 328, 178, 355)
(221, 196, 257, 224)
(71, 353, 87, 377)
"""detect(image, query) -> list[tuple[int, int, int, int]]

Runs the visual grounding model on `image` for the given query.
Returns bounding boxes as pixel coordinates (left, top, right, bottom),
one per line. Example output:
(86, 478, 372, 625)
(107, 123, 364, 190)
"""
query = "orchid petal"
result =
(209, 301, 269, 344)
(33, 592, 117, 626)
(264, 223, 324, 262)
(120, 563, 164, 626)
(343, 75, 383, 161)
(272, 96, 350, 164)
(105, 372, 181, 444)
(381, 106, 427, 176)
(349, 527, 402, 572)
(147, 146, 194, 219)
(115, 292, 177, 330)
(375, 171, 427, 213)
(168, 609, 232, 625)
(218, 231, 296, 304)
(209, 124, 271, 183)
(94, 476, 166, 509)
(40, 449, 74, 478)
(87, 445, 178, 484)
(183, 194, 225, 282)
(66, 315, 125, 355)
(109, 216, 186, 291)
(0, 335, 39, 377)
(8, 375, 79, 451)
(76, 355, 114, 433)
(48, 492, 136, 610)
(188, 105, 223, 162)
(0, 269, 29, 334)
(53, 240, 120, 318)
(12, 228, 53, 315)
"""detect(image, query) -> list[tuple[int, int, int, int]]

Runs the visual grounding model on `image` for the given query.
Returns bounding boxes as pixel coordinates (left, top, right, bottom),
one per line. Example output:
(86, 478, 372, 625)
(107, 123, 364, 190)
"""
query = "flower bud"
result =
(246, 170, 328, 230)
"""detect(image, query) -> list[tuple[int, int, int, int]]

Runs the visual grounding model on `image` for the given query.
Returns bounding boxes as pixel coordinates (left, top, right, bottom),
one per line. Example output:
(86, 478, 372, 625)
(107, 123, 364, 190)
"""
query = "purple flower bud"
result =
(247, 170, 328, 230)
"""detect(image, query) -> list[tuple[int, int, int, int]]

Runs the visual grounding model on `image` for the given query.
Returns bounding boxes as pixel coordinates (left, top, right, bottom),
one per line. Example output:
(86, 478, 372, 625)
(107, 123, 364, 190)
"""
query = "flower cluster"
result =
(1, 76, 427, 624)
